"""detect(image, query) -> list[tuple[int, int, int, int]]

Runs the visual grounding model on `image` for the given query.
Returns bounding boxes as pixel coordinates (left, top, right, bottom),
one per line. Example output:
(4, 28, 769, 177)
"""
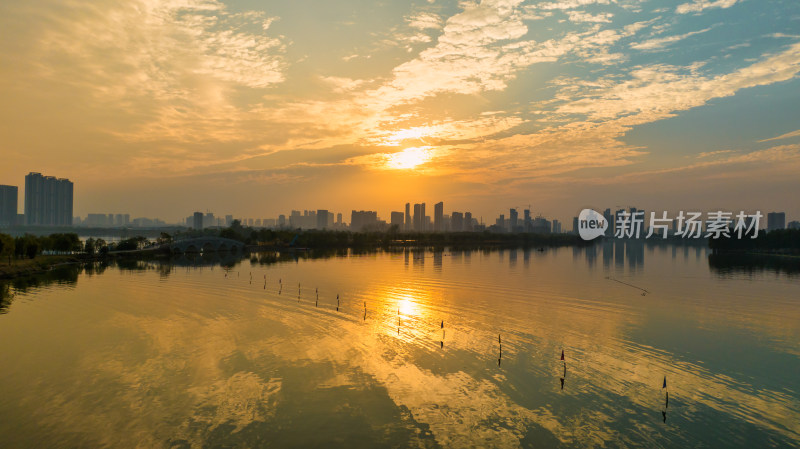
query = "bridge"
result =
(170, 237, 245, 253)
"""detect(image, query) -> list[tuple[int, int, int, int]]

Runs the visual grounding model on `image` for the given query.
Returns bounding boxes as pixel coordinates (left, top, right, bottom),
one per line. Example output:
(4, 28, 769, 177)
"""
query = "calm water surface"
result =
(0, 244, 798, 448)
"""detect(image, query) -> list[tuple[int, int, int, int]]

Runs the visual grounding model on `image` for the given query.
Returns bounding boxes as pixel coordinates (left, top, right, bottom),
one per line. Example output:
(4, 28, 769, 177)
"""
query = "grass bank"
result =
(0, 255, 84, 279)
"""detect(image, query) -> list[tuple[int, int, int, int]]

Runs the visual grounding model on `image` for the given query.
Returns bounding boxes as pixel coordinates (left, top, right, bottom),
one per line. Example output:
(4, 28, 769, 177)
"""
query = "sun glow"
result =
(385, 146, 432, 170)
(397, 296, 419, 316)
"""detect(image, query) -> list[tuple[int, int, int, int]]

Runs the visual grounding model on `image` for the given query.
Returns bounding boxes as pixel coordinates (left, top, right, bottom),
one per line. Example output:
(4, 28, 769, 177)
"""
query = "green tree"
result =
(25, 239, 39, 259)
(0, 233, 14, 264)
(84, 237, 97, 255)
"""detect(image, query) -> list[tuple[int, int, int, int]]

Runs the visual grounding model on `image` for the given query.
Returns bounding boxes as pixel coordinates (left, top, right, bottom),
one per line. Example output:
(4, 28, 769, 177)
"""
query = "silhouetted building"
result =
(509, 208, 518, 231)
(496, 214, 506, 231)
(193, 212, 203, 230)
(24, 172, 73, 226)
(412, 203, 427, 232)
(451, 211, 464, 232)
(464, 212, 473, 231)
(391, 211, 404, 228)
(572, 216, 579, 234)
(552, 219, 561, 234)
(351, 210, 379, 231)
(788, 220, 800, 230)
(434, 202, 443, 232)
(278, 215, 286, 227)
(317, 209, 330, 229)
(0, 185, 18, 227)
(532, 216, 551, 234)
(523, 209, 531, 231)
(603, 208, 613, 237)
(767, 212, 786, 232)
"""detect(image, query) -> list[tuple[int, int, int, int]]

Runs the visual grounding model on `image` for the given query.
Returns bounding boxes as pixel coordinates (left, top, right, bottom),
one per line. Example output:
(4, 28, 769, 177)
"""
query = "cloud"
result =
(406, 12, 442, 30)
(566, 11, 614, 23)
(676, 0, 741, 14)
(534, 0, 614, 11)
(758, 129, 800, 142)
(630, 27, 713, 51)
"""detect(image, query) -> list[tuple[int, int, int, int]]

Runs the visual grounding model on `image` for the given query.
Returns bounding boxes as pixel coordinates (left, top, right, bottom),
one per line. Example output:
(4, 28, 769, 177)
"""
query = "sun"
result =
(385, 146, 432, 170)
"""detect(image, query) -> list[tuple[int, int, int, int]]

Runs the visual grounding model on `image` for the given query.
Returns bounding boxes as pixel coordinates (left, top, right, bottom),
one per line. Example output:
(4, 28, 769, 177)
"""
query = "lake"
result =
(0, 243, 798, 448)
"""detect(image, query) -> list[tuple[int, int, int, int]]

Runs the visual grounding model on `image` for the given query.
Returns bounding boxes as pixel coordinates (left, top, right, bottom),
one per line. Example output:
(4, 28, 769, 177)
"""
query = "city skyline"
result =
(1, 1, 800, 223)
(2, 172, 797, 233)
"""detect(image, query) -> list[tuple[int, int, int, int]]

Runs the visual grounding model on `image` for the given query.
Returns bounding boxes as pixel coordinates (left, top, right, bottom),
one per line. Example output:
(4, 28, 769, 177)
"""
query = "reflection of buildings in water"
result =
(508, 249, 517, 268)
(433, 251, 443, 271)
(412, 249, 424, 268)
(625, 239, 645, 272)
(585, 244, 597, 268)
(602, 240, 613, 269)
(463, 249, 471, 264)
(523, 248, 530, 267)
(615, 239, 625, 268)
(404, 248, 409, 267)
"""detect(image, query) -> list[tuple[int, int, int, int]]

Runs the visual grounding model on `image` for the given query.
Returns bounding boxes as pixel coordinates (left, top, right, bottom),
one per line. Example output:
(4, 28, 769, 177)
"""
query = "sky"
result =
(1, 0, 799, 224)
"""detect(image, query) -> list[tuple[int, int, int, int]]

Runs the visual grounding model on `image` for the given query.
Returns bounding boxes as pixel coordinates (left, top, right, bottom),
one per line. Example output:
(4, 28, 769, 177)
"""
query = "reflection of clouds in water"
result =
(26, 312, 285, 448)
(9, 252, 800, 448)
(182, 372, 281, 434)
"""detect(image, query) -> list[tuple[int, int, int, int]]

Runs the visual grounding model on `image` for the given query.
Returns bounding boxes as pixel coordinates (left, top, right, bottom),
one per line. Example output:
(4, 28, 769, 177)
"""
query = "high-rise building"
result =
(193, 211, 203, 230)
(788, 220, 800, 230)
(464, 212, 473, 231)
(0, 185, 18, 227)
(603, 208, 613, 237)
(573, 216, 579, 234)
(391, 212, 404, 228)
(434, 202, 443, 232)
(532, 216, 551, 234)
(278, 215, 286, 227)
(451, 212, 464, 232)
(552, 219, 561, 234)
(317, 210, 330, 229)
(509, 208, 518, 232)
(350, 210, 378, 231)
(523, 209, 531, 231)
(24, 172, 73, 226)
(413, 203, 422, 232)
(405, 203, 411, 231)
(767, 212, 786, 232)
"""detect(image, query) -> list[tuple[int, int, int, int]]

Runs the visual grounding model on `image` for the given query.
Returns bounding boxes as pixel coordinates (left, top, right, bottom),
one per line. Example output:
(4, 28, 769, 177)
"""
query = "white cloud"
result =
(758, 129, 800, 142)
(567, 11, 614, 23)
(676, 0, 741, 14)
(406, 12, 442, 30)
(630, 27, 713, 51)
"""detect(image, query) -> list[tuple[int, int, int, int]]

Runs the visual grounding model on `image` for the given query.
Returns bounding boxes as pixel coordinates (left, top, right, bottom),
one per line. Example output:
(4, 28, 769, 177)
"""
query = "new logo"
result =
(578, 209, 608, 240)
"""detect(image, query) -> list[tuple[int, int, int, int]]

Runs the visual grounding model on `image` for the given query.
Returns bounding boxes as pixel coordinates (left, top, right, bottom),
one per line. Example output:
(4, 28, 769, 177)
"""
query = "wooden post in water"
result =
(498, 334, 502, 366)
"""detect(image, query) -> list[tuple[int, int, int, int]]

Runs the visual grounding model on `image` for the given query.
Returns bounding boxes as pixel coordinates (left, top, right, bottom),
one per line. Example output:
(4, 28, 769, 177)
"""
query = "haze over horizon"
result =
(1, 0, 799, 224)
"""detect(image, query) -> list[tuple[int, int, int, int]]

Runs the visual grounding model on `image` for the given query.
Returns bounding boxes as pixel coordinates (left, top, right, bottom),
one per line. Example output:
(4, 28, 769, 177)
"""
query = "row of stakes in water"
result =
(234, 270, 672, 421)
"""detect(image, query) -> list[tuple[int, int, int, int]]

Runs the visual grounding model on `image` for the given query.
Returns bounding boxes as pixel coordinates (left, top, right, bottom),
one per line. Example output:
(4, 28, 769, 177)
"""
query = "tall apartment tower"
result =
(24, 172, 73, 226)
(434, 202, 444, 232)
(405, 203, 411, 231)
(0, 185, 18, 226)
(193, 211, 204, 230)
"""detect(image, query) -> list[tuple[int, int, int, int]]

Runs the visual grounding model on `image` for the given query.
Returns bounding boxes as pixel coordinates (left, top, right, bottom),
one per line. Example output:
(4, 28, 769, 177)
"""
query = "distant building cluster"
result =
(0, 171, 796, 234)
